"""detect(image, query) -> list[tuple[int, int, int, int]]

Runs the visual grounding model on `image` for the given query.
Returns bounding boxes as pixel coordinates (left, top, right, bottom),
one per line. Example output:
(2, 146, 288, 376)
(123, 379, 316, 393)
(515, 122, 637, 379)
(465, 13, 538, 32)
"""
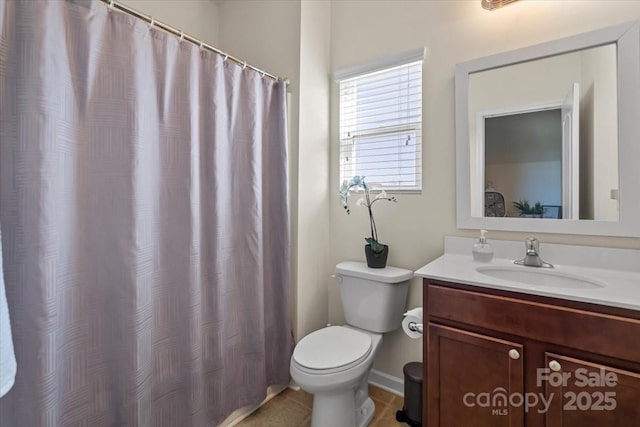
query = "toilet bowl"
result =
(290, 262, 412, 427)
(291, 326, 382, 427)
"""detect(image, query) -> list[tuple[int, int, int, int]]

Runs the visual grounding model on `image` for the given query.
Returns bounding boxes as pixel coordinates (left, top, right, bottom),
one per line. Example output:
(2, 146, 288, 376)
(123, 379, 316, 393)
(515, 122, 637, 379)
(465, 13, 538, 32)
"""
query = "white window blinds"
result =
(338, 56, 423, 191)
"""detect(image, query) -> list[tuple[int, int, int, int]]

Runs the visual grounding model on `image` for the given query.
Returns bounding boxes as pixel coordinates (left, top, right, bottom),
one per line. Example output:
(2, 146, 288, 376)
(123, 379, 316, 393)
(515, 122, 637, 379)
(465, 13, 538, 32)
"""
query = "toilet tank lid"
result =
(336, 261, 413, 283)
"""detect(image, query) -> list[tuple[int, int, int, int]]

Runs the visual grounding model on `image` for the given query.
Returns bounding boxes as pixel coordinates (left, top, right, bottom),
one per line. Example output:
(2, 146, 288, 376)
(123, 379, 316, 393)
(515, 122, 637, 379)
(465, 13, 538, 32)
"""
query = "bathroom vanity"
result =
(417, 20, 640, 426)
(416, 237, 640, 427)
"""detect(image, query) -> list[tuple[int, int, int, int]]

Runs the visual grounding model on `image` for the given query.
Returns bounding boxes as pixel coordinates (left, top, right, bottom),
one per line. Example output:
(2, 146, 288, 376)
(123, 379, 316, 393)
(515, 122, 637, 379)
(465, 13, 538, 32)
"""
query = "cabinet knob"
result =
(508, 349, 520, 360)
(549, 360, 561, 371)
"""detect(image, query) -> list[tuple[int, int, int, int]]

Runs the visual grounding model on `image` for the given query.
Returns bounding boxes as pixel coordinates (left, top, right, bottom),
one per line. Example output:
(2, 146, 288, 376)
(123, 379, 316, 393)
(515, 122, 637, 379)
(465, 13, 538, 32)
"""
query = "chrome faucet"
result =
(514, 237, 554, 268)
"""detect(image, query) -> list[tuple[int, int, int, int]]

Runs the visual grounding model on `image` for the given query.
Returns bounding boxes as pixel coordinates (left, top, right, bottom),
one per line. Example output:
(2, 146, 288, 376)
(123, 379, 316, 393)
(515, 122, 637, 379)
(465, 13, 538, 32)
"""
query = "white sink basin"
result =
(476, 266, 606, 289)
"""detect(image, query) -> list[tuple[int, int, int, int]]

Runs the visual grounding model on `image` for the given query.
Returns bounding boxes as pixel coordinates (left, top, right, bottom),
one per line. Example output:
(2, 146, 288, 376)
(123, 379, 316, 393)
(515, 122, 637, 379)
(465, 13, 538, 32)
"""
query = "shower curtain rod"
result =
(98, 0, 288, 84)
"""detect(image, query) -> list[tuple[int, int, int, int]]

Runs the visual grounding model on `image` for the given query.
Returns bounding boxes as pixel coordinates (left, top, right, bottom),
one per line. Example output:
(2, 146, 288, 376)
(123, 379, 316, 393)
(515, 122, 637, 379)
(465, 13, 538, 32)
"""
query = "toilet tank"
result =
(336, 261, 412, 333)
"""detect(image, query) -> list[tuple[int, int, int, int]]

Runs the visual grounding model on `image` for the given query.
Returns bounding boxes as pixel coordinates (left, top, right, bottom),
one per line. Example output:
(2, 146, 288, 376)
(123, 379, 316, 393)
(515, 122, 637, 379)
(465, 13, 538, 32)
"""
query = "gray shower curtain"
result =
(0, 0, 292, 425)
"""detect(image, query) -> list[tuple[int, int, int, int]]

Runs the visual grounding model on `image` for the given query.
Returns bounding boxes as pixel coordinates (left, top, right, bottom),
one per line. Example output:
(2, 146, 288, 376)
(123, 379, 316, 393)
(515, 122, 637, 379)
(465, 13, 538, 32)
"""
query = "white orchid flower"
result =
(374, 190, 387, 200)
(356, 197, 366, 207)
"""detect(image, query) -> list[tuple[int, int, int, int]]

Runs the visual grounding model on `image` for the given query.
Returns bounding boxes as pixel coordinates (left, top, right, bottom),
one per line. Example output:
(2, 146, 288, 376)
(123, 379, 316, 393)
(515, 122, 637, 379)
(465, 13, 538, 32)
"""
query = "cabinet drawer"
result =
(426, 284, 640, 363)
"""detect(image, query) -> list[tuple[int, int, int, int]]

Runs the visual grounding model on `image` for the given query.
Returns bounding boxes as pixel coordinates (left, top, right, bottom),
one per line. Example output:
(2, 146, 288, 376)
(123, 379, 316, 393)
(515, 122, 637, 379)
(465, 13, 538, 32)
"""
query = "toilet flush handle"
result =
(331, 274, 343, 283)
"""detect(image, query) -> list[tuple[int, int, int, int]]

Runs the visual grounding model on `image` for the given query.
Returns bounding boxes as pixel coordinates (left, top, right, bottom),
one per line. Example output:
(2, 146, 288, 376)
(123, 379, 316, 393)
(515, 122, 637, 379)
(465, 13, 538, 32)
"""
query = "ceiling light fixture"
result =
(481, 0, 519, 11)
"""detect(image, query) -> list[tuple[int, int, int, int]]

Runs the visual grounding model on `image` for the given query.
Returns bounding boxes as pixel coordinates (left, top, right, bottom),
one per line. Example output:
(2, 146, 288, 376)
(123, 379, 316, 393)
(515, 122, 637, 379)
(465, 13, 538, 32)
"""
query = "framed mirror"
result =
(455, 21, 640, 237)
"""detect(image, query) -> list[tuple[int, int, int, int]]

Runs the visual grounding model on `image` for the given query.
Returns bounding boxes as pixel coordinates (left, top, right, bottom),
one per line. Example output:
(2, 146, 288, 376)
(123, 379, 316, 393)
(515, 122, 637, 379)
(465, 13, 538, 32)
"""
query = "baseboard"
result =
(368, 369, 404, 397)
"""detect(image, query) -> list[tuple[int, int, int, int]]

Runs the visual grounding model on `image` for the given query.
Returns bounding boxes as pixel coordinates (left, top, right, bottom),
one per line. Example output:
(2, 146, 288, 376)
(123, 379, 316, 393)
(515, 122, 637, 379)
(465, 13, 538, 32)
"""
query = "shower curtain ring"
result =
(261, 71, 266, 79)
(108, 0, 115, 12)
(178, 31, 184, 43)
(200, 41, 205, 51)
(223, 54, 229, 62)
(149, 17, 155, 29)
(242, 61, 247, 70)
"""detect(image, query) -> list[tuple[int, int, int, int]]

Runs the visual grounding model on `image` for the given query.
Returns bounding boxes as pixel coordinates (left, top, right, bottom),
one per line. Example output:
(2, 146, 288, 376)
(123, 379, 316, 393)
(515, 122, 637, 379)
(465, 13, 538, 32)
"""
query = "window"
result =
(337, 50, 423, 191)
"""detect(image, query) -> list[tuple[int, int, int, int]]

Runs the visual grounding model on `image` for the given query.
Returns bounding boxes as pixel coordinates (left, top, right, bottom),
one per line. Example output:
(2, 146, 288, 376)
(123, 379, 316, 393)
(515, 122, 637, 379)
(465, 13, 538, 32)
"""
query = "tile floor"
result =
(236, 385, 409, 427)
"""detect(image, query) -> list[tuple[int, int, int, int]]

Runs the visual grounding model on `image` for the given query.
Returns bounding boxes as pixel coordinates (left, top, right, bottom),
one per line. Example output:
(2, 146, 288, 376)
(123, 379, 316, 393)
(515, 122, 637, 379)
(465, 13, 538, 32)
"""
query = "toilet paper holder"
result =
(407, 322, 423, 334)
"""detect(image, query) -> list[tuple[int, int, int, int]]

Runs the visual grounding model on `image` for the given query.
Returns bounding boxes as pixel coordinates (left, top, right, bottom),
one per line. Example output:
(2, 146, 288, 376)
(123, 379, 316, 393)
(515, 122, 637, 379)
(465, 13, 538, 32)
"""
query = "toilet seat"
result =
(293, 326, 372, 374)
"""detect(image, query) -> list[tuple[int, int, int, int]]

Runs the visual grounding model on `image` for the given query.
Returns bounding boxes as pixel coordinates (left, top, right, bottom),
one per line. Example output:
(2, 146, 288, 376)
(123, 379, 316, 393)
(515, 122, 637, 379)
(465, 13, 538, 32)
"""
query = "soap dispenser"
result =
(472, 229, 494, 262)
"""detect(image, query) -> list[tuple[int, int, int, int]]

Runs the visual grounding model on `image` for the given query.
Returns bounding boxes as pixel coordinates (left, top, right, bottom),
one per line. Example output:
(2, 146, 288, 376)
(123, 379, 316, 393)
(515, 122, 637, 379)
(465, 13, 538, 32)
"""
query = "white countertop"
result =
(415, 237, 640, 312)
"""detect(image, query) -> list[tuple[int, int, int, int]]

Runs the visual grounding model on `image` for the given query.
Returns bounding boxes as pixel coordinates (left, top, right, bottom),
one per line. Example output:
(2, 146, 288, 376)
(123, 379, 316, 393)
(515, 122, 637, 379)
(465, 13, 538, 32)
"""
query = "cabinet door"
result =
(427, 323, 524, 427)
(544, 352, 640, 426)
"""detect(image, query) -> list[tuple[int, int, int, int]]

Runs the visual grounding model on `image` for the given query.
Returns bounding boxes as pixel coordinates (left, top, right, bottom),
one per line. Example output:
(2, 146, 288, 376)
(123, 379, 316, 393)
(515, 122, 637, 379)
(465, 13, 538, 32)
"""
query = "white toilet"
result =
(290, 261, 412, 427)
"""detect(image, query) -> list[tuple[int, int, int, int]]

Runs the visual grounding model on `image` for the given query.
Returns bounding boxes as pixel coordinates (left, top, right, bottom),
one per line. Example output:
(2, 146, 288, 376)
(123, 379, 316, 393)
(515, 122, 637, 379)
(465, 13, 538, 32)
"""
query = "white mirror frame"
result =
(456, 21, 640, 237)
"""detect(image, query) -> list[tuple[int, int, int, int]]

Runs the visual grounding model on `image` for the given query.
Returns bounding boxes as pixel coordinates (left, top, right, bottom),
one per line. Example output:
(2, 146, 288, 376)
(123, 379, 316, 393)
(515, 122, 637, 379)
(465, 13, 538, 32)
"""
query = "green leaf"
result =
(533, 202, 543, 215)
(513, 199, 543, 215)
(365, 237, 385, 254)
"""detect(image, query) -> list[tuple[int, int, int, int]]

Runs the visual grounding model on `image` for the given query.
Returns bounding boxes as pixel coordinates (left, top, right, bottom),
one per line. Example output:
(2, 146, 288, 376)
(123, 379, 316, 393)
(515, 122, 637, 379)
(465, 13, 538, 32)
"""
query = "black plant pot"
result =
(365, 244, 389, 269)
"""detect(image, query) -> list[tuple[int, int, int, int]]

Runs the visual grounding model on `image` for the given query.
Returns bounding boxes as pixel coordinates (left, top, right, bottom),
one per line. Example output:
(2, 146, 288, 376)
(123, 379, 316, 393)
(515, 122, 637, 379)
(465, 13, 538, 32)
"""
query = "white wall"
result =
(330, 0, 640, 378)
(121, 0, 219, 45)
(296, 1, 332, 340)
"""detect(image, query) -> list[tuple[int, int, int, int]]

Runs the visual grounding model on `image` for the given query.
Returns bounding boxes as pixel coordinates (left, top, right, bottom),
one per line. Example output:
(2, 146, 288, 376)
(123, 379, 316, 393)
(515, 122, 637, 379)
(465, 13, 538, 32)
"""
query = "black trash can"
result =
(396, 362, 423, 426)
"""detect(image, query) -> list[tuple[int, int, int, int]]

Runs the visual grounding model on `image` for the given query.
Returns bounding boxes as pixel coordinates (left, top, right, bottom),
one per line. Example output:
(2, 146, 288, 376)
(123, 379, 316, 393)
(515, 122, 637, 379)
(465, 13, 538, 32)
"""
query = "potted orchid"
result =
(339, 176, 397, 268)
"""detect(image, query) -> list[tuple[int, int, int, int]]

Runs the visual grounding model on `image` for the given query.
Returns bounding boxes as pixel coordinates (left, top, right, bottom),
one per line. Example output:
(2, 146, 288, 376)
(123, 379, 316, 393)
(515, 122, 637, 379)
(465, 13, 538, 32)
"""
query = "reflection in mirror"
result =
(468, 44, 619, 221)
(485, 110, 562, 218)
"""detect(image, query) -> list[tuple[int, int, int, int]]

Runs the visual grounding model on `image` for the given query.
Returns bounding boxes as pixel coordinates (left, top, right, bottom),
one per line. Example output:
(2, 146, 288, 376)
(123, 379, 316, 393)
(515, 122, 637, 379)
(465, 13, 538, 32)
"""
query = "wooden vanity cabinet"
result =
(543, 353, 640, 427)
(427, 324, 524, 427)
(423, 280, 640, 427)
